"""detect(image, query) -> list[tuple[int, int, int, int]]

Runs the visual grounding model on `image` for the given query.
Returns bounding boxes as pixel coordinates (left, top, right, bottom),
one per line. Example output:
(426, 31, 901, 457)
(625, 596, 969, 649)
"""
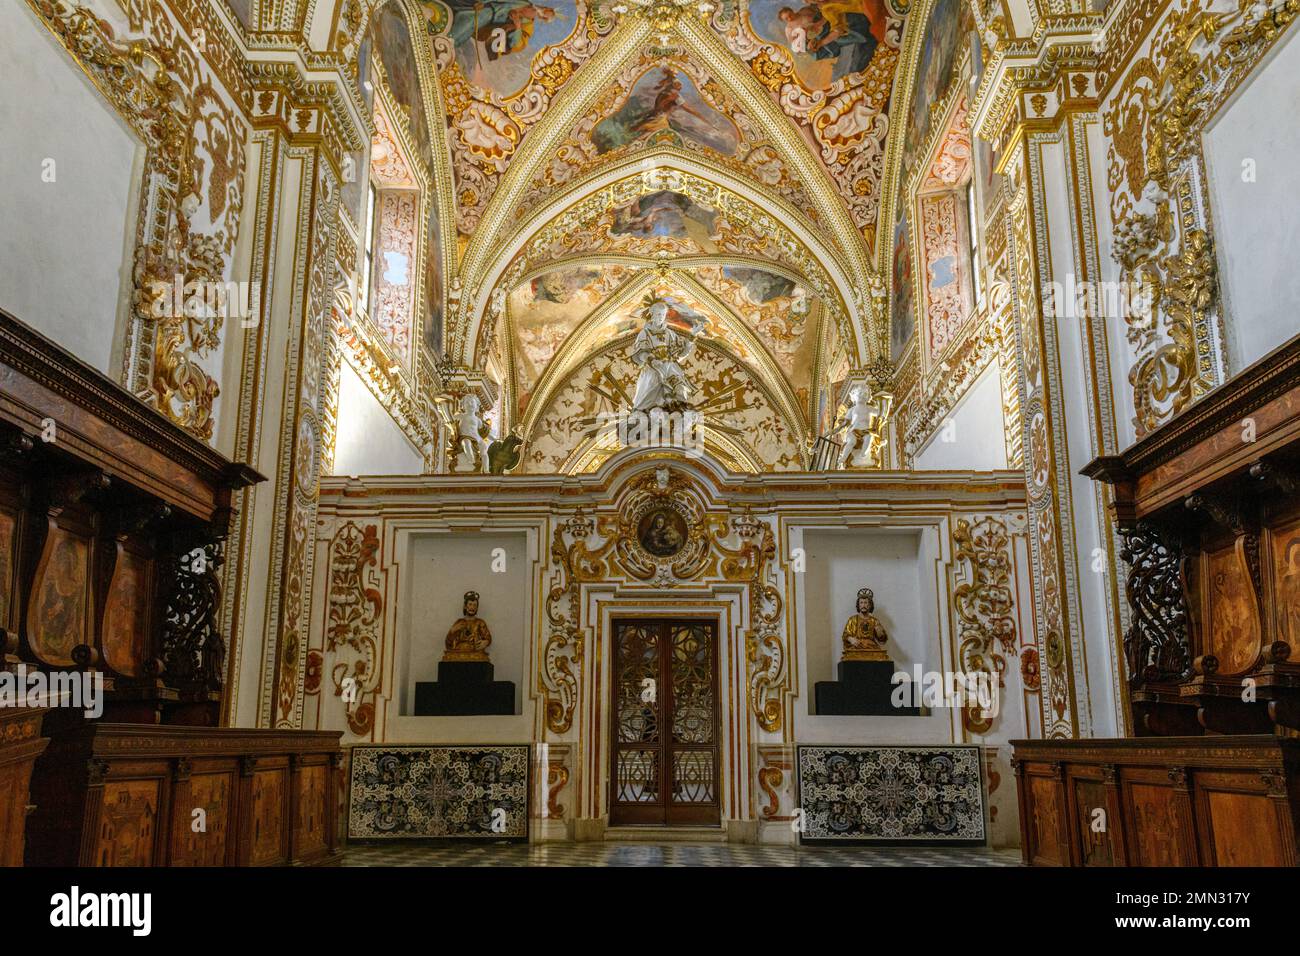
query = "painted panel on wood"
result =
(349, 745, 530, 840)
(101, 546, 150, 677)
(27, 525, 91, 666)
(796, 745, 985, 844)
(1269, 517, 1300, 647)
(0, 509, 15, 627)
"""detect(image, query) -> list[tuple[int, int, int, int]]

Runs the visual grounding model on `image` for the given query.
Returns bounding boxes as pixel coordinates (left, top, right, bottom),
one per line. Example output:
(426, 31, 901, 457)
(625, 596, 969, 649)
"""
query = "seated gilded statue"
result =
(443, 590, 493, 662)
(842, 587, 890, 662)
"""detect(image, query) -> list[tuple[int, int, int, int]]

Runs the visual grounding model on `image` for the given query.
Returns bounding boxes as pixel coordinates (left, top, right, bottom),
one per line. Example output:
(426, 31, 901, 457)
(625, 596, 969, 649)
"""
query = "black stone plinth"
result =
(414, 660, 515, 716)
(815, 660, 923, 716)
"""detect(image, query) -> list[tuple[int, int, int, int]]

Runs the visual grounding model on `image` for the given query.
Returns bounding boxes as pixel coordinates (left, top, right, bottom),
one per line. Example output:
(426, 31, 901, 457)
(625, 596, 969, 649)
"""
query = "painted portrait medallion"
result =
(636, 507, 689, 558)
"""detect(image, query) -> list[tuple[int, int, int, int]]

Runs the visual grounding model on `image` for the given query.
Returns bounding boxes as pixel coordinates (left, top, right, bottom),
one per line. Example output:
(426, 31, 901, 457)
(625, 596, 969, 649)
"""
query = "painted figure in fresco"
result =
(454, 393, 491, 473)
(631, 299, 701, 414)
(775, 0, 888, 78)
(635, 69, 709, 133)
(830, 385, 878, 468)
(443, 590, 493, 661)
(594, 67, 739, 155)
(447, 0, 558, 60)
(841, 587, 889, 661)
(610, 191, 718, 252)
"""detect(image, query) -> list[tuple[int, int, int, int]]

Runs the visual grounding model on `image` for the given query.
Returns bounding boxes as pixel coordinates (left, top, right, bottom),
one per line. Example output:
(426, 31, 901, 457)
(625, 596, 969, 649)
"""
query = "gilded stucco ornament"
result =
(952, 515, 1018, 735)
(1105, 0, 1299, 437)
(32, 0, 247, 440)
(538, 469, 789, 734)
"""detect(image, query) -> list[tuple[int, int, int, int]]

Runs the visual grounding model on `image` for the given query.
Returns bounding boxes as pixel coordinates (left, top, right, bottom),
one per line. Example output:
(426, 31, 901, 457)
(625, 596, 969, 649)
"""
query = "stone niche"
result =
(399, 531, 530, 717)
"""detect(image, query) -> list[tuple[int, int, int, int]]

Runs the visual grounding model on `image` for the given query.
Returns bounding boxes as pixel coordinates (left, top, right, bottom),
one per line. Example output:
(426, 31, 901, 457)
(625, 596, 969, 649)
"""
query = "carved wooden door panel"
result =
(610, 619, 720, 826)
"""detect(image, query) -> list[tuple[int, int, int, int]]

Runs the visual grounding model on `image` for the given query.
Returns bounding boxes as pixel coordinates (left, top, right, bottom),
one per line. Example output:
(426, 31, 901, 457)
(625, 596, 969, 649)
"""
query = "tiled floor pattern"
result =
(342, 841, 1022, 867)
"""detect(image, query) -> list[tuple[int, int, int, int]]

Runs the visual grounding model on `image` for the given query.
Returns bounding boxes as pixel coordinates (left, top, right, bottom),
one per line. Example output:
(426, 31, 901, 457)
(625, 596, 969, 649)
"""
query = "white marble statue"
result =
(454, 394, 489, 473)
(630, 300, 701, 414)
(831, 386, 878, 469)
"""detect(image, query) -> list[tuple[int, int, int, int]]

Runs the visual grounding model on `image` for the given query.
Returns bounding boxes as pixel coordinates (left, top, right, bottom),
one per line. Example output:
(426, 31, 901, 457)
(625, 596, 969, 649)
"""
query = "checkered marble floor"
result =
(342, 841, 1022, 867)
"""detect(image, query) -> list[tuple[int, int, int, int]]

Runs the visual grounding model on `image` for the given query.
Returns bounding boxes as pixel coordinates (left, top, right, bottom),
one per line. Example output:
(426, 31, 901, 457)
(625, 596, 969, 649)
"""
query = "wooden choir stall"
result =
(0, 308, 342, 866)
(1013, 337, 1300, 866)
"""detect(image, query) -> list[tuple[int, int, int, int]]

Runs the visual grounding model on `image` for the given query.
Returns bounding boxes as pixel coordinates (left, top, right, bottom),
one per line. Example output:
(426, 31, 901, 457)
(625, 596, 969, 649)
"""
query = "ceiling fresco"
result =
(361, 0, 939, 472)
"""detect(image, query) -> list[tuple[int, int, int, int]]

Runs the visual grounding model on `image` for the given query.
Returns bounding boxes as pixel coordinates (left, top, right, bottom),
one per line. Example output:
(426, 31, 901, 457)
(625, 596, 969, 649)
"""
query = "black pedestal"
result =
(814, 660, 923, 716)
(414, 660, 515, 716)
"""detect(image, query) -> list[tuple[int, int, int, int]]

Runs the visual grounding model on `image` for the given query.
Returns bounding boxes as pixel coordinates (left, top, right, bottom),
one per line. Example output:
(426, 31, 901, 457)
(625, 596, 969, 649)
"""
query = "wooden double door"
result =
(610, 618, 721, 826)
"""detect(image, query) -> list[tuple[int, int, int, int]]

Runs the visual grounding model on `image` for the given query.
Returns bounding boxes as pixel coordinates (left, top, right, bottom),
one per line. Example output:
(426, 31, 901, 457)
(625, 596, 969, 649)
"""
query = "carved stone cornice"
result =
(246, 59, 368, 169)
(971, 21, 1103, 149)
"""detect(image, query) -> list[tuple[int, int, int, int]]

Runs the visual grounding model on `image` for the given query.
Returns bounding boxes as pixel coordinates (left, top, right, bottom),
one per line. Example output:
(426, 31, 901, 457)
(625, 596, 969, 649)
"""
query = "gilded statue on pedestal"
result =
(842, 587, 889, 661)
(443, 590, 493, 662)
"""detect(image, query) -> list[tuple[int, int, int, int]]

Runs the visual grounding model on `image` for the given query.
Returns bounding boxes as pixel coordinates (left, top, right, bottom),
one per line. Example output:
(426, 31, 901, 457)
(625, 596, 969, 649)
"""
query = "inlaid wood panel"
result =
(1070, 778, 1113, 867)
(1202, 543, 1261, 675)
(0, 707, 49, 866)
(25, 724, 340, 866)
(94, 780, 161, 866)
(174, 772, 234, 866)
(1125, 782, 1187, 866)
(1014, 737, 1300, 867)
(1026, 774, 1063, 865)
(295, 764, 329, 858)
(1204, 789, 1285, 866)
(250, 768, 288, 866)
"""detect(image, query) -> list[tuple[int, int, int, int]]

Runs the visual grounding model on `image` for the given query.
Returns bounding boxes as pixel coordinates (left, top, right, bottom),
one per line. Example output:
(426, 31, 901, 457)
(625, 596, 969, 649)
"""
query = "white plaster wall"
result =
(913, 362, 1009, 471)
(399, 532, 529, 717)
(1042, 136, 1122, 738)
(1204, 23, 1300, 373)
(331, 361, 424, 475)
(0, 0, 140, 374)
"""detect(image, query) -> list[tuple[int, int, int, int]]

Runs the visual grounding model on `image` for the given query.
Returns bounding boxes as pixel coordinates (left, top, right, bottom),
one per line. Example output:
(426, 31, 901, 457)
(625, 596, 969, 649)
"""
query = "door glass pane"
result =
(670, 625, 713, 744)
(616, 624, 659, 743)
(672, 751, 715, 804)
(616, 750, 660, 803)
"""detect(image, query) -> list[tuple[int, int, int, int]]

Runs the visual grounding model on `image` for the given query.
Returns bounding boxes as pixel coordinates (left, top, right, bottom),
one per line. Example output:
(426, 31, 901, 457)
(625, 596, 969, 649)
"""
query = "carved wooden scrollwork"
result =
(159, 523, 228, 698)
(1117, 521, 1192, 686)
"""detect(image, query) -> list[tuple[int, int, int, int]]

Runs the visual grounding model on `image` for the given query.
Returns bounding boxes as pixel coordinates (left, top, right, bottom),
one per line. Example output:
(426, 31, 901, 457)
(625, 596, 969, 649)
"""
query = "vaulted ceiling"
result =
(368, 0, 914, 470)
